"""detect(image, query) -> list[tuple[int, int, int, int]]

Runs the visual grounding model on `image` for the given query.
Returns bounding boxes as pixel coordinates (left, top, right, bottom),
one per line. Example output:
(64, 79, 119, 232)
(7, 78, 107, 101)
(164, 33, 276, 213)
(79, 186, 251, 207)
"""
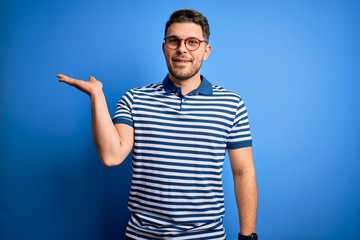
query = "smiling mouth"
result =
(173, 59, 191, 64)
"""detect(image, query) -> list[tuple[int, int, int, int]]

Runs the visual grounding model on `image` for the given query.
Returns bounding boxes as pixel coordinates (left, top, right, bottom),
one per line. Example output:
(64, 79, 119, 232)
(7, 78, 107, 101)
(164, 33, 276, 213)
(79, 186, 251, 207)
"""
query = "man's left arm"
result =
(228, 146, 258, 236)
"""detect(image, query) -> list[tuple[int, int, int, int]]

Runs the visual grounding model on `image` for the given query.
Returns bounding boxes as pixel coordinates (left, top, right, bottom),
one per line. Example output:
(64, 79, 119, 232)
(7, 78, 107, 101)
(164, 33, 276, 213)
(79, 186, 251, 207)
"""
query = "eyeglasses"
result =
(164, 37, 208, 51)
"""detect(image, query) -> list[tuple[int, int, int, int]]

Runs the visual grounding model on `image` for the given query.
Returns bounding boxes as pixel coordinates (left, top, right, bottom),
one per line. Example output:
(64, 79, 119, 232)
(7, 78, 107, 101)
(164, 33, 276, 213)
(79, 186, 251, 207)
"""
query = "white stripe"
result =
(132, 161, 223, 173)
(133, 111, 234, 125)
(135, 123, 231, 136)
(132, 174, 221, 185)
(134, 130, 227, 143)
(133, 166, 221, 177)
(227, 136, 252, 142)
(130, 186, 224, 197)
(134, 149, 225, 160)
(129, 195, 223, 210)
(134, 118, 233, 129)
(128, 202, 225, 217)
(135, 136, 226, 148)
(130, 190, 224, 204)
(134, 142, 226, 153)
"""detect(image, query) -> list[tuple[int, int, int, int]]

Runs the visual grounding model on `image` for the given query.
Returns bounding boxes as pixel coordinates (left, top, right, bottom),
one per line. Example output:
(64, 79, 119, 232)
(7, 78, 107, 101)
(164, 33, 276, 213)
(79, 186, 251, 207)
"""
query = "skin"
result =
(229, 147, 258, 235)
(57, 21, 257, 237)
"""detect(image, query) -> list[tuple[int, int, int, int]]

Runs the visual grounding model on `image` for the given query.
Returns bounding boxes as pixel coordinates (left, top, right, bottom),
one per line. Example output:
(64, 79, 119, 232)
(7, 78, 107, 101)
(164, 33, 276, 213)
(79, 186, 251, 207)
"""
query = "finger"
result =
(88, 76, 97, 82)
(57, 74, 80, 86)
(56, 73, 64, 80)
(57, 73, 71, 82)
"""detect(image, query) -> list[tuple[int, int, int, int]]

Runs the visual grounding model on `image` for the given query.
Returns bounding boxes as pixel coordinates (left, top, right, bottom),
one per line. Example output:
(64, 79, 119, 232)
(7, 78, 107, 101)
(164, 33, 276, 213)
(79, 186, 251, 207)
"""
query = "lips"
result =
(174, 58, 190, 61)
(172, 58, 192, 66)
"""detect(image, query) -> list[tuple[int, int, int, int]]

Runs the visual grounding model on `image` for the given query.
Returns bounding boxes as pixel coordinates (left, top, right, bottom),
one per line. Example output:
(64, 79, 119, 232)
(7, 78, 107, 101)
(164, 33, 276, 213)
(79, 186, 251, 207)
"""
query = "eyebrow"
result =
(165, 35, 199, 39)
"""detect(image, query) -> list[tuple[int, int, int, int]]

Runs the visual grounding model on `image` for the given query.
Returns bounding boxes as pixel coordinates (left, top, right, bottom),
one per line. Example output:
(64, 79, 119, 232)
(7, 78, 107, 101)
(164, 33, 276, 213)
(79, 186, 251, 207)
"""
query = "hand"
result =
(57, 73, 103, 96)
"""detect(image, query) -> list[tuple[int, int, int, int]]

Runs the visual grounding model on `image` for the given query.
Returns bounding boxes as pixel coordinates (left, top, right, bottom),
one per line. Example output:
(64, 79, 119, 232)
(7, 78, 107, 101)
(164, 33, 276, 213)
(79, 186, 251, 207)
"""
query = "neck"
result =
(168, 73, 202, 95)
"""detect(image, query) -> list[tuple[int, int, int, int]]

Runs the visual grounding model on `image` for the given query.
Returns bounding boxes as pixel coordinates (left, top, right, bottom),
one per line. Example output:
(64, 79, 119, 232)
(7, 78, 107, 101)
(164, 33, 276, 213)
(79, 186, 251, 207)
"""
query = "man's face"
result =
(163, 22, 211, 82)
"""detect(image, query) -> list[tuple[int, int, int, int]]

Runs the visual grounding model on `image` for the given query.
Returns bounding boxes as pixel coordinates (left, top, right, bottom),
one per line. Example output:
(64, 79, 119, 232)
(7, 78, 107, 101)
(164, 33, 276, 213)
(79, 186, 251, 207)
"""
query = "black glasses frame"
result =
(164, 37, 208, 51)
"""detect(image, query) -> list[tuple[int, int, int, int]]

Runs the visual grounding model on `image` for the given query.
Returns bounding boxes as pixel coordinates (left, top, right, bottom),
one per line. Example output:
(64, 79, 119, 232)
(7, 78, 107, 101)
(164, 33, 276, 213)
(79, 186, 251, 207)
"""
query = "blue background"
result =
(1, 0, 359, 239)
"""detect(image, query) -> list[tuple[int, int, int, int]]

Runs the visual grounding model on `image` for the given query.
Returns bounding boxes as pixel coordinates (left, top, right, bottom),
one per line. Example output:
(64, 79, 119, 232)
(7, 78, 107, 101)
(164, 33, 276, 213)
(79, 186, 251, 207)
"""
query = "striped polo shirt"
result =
(112, 75, 252, 240)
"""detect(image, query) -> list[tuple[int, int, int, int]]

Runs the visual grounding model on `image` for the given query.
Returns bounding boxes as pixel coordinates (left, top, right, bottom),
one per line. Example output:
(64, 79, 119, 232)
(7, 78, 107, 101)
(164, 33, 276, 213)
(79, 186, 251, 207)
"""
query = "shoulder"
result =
(211, 84, 243, 102)
(133, 82, 163, 91)
(127, 82, 164, 95)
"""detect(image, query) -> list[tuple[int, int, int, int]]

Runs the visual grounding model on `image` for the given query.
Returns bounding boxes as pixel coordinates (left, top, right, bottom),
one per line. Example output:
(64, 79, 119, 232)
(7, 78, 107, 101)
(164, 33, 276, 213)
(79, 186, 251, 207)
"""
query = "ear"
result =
(162, 42, 166, 55)
(203, 44, 212, 61)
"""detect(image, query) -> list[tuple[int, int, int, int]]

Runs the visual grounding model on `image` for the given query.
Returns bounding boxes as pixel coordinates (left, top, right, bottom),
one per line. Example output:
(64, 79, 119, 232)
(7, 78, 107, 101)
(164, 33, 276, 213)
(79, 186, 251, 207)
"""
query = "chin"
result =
(169, 69, 199, 81)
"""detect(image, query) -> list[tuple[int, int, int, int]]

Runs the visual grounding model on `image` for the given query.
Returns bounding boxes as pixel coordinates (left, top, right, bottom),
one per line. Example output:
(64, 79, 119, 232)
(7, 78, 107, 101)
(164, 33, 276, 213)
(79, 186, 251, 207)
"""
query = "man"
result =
(57, 9, 258, 240)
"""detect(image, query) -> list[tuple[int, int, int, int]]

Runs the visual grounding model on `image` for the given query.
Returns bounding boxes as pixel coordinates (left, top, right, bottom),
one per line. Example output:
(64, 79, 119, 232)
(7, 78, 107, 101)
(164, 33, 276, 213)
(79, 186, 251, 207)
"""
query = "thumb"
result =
(89, 76, 97, 82)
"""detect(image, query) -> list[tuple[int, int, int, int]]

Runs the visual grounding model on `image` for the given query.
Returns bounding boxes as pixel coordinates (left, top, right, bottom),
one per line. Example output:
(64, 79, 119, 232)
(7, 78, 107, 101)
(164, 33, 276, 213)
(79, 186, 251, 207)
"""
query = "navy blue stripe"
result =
(134, 133, 226, 145)
(134, 159, 222, 170)
(134, 146, 225, 157)
(227, 140, 253, 149)
(132, 169, 221, 182)
(133, 152, 224, 163)
(133, 103, 237, 114)
(129, 203, 225, 218)
(128, 211, 224, 226)
(132, 176, 223, 188)
(135, 119, 232, 131)
(129, 193, 223, 207)
(133, 113, 233, 126)
(130, 183, 223, 194)
(135, 128, 228, 139)
(135, 139, 225, 150)
(128, 200, 225, 218)
(132, 164, 222, 175)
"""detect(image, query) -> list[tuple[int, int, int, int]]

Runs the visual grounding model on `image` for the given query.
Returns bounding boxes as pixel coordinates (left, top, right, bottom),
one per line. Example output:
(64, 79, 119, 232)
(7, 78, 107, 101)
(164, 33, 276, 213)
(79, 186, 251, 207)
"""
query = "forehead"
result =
(166, 22, 203, 39)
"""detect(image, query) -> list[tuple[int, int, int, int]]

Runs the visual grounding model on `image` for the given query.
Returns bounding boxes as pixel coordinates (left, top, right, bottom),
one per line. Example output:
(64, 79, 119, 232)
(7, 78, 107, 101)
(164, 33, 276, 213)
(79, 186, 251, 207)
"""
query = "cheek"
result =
(163, 49, 173, 61)
(194, 53, 206, 63)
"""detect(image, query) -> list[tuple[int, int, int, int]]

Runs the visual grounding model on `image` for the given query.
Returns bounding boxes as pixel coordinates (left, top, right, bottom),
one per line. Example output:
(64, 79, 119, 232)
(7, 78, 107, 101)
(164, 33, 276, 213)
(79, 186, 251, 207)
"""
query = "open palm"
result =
(57, 73, 103, 96)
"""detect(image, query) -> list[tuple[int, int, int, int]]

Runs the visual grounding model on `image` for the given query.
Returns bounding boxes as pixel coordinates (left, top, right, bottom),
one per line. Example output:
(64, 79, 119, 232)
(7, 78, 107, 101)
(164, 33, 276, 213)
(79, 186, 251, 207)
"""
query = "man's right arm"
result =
(57, 74, 134, 167)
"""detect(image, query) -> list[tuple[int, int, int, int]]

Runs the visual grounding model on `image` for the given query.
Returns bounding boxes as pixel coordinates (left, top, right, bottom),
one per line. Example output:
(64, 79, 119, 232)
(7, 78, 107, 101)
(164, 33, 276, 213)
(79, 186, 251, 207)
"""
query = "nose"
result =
(177, 39, 188, 53)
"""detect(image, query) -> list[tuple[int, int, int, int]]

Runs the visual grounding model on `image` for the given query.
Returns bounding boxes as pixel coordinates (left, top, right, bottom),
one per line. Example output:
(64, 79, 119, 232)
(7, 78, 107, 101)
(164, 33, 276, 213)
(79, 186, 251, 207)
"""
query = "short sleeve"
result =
(226, 97, 252, 149)
(112, 90, 134, 127)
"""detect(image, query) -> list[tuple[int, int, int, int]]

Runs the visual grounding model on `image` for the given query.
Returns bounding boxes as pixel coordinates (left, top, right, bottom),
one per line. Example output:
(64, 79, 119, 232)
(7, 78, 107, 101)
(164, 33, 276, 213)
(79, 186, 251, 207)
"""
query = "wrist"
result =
(238, 232, 258, 240)
(89, 90, 107, 106)
(90, 88, 104, 98)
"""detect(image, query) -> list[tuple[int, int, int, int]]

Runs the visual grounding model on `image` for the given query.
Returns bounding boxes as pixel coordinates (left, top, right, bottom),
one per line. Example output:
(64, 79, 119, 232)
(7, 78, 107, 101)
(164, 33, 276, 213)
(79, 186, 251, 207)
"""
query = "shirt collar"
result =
(163, 75, 213, 96)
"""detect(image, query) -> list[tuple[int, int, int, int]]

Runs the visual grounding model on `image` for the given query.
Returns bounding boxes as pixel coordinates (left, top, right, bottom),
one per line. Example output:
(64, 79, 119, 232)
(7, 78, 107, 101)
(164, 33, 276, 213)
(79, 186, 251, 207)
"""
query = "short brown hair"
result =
(164, 9, 210, 40)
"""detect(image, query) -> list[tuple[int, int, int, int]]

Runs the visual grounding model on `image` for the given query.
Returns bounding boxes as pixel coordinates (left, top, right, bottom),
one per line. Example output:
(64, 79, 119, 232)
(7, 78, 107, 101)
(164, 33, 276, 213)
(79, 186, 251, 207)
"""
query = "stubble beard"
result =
(167, 60, 203, 81)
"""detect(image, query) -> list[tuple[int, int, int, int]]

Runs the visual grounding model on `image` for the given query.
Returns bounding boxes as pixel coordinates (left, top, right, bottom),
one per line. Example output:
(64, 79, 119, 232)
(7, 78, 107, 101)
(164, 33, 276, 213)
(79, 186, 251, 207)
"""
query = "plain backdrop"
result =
(1, 0, 359, 239)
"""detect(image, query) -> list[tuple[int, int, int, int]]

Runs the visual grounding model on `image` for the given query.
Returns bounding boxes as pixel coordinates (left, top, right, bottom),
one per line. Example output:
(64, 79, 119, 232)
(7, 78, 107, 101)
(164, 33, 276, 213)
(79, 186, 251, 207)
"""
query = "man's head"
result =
(164, 9, 210, 40)
(163, 9, 212, 82)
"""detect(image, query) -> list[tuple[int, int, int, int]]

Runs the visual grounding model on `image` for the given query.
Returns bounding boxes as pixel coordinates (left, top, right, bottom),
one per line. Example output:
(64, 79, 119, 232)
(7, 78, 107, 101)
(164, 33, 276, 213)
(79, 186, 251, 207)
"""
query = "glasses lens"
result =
(165, 37, 180, 49)
(165, 37, 202, 51)
(185, 38, 201, 51)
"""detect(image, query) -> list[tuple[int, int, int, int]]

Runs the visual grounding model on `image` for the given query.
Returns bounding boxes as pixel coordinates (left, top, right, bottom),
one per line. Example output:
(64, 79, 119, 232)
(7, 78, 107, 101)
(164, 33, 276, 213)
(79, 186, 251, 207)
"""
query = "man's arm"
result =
(57, 74, 134, 167)
(228, 146, 258, 235)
